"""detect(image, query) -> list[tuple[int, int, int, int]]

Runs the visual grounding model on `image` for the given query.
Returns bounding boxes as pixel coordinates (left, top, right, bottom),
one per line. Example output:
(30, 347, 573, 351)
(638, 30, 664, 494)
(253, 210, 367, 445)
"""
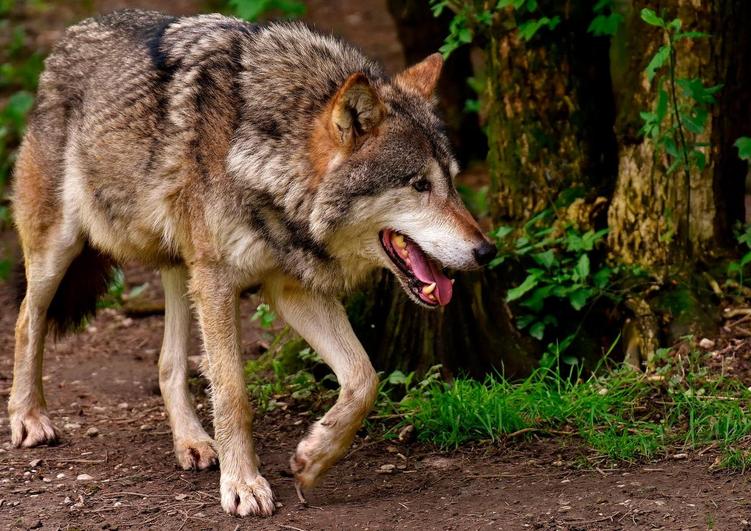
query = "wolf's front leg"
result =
(190, 266, 274, 517)
(265, 277, 379, 495)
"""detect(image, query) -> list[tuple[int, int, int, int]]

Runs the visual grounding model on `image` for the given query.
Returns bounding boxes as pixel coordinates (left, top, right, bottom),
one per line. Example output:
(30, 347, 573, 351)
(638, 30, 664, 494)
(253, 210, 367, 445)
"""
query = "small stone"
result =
(56, 473, 66, 479)
(558, 506, 572, 512)
(699, 338, 715, 350)
(76, 474, 93, 481)
(29, 458, 43, 468)
(174, 493, 188, 501)
(85, 427, 100, 437)
(63, 497, 72, 505)
(672, 453, 688, 460)
(113, 501, 122, 508)
(42, 477, 52, 483)
(63, 423, 81, 430)
(379, 464, 396, 473)
(117, 402, 129, 410)
(139, 424, 153, 431)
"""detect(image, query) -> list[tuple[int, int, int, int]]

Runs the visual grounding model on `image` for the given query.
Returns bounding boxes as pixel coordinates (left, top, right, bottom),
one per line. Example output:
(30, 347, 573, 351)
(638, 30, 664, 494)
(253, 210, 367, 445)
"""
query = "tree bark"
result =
(607, 0, 751, 267)
(486, 0, 617, 222)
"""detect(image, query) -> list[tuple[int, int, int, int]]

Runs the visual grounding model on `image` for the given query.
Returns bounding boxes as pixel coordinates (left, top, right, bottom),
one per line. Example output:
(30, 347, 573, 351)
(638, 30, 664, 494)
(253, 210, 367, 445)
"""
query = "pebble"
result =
(139, 424, 153, 431)
(378, 464, 396, 474)
(29, 458, 43, 468)
(56, 473, 65, 479)
(63, 423, 81, 430)
(699, 338, 715, 349)
(85, 427, 100, 437)
(117, 402, 129, 410)
(174, 493, 188, 501)
(76, 474, 93, 481)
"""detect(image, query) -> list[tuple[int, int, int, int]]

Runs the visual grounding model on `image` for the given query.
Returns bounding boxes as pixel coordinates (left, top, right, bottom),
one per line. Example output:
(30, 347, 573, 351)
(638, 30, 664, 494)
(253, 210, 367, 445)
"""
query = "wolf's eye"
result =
(412, 179, 432, 193)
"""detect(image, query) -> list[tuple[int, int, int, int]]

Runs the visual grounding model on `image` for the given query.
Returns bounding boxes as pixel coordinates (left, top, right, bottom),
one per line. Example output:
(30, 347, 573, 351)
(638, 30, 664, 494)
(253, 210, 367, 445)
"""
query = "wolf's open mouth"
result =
(380, 229, 453, 306)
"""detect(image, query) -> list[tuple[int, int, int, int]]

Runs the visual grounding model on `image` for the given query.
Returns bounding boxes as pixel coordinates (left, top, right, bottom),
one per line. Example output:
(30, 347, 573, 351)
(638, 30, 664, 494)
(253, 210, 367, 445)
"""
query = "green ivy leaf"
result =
(574, 254, 590, 280)
(645, 45, 670, 82)
(588, 13, 623, 37)
(532, 249, 556, 269)
(506, 274, 539, 302)
(568, 288, 593, 311)
(735, 137, 751, 161)
(640, 8, 665, 28)
(529, 321, 546, 340)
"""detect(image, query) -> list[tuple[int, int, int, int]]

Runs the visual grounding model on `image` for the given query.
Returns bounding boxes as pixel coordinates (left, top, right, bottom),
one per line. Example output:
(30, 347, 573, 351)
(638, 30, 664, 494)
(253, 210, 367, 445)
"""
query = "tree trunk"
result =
(487, 0, 617, 222)
(606, 1, 751, 362)
(350, 1, 615, 378)
(607, 0, 751, 267)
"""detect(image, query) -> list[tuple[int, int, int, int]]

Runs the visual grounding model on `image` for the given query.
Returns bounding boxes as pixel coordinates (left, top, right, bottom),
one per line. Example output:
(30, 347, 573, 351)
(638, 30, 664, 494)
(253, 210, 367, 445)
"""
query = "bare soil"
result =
(1, 267, 751, 531)
(3, 1, 751, 529)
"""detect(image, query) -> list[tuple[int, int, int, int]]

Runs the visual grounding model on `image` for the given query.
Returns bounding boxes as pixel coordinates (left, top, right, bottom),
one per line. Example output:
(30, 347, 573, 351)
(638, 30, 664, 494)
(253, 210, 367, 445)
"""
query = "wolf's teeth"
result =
(450, 279, 455, 285)
(422, 282, 436, 295)
(392, 233, 406, 249)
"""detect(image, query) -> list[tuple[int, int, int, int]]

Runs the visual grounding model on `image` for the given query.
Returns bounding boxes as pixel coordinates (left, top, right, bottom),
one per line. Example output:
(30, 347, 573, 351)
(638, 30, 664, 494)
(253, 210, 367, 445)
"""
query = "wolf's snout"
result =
(473, 241, 497, 266)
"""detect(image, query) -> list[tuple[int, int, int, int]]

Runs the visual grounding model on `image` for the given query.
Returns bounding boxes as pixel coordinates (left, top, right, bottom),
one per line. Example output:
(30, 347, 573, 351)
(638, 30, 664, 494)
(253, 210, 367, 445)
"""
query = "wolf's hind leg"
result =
(9, 232, 83, 448)
(265, 278, 379, 494)
(159, 267, 218, 470)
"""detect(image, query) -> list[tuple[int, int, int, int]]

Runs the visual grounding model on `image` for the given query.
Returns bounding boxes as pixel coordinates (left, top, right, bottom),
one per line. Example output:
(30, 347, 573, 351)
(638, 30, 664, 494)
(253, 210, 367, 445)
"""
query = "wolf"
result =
(8, 10, 496, 516)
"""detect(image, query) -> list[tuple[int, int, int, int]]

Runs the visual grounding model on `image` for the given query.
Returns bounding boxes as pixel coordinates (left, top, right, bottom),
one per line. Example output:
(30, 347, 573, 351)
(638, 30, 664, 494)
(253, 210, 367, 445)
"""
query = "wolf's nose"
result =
(473, 241, 497, 266)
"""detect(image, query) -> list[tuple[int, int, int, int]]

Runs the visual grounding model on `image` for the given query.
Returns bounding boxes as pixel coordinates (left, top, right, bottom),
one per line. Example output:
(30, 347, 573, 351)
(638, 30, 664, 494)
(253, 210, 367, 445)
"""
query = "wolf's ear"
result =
(394, 53, 443, 99)
(329, 72, 384, 150)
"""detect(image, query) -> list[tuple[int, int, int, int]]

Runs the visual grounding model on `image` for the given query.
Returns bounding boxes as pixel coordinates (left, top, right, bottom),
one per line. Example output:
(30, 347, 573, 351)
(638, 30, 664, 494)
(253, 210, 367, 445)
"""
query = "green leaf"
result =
(568, 288, 594, 311)
(735, 137, 751, 161)
(593, 267, 613, 289)
(532, 249, 556, 269)
(588, 13, 623, 36)
(506, 274, 539, 302)
(645, 45, 670, 82)
(521, 285, 554, 313)
(387, 370, 408, 385)
(517, 16, 560, 41)
(640, 8, 665, 28)
(229, 0, 306, 20)
(690, 149, 706, 171)
(683, 107, 708, 134)
(529, 321, 546, 340)
(574, 254, 590, 280)
(516, 313, 536, 329)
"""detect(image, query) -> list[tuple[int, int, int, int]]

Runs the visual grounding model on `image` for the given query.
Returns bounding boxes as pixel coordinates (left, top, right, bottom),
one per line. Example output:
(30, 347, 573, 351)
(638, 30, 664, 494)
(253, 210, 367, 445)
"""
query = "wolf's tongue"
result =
(405, 240, 453, 305)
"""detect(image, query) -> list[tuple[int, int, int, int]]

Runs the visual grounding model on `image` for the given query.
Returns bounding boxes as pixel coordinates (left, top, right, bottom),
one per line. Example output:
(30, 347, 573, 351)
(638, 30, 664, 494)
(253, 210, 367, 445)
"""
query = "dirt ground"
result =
(2, 264, 751, 531)
(3, 0, 751, 529)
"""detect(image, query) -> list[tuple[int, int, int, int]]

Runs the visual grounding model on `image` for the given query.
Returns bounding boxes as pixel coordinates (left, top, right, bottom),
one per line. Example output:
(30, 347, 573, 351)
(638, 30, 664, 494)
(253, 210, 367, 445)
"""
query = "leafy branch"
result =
(639, 8, 720, 257)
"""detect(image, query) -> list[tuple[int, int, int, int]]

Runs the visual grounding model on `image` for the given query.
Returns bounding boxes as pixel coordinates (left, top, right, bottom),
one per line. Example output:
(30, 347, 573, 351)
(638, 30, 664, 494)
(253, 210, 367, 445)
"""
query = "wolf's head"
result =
(309, 54, 495, 308)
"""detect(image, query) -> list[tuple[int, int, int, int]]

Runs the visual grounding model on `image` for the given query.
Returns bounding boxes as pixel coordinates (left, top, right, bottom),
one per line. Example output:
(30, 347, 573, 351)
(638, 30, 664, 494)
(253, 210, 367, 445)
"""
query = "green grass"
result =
(390, 358, 751, 466)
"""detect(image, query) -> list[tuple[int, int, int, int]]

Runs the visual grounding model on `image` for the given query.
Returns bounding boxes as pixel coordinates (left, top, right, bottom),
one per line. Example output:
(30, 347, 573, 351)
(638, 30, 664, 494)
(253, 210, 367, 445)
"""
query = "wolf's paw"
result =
(10, 409, 59, 448)
(220, 473, 275, 517)
(290, 428, 343, 492)
(175, 438, 218, 471)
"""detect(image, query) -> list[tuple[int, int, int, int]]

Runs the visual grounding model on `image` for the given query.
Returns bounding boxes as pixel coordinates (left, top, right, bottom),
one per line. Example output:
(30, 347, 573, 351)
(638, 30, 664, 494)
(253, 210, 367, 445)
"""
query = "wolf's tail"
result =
(15, 242, 115, 337)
